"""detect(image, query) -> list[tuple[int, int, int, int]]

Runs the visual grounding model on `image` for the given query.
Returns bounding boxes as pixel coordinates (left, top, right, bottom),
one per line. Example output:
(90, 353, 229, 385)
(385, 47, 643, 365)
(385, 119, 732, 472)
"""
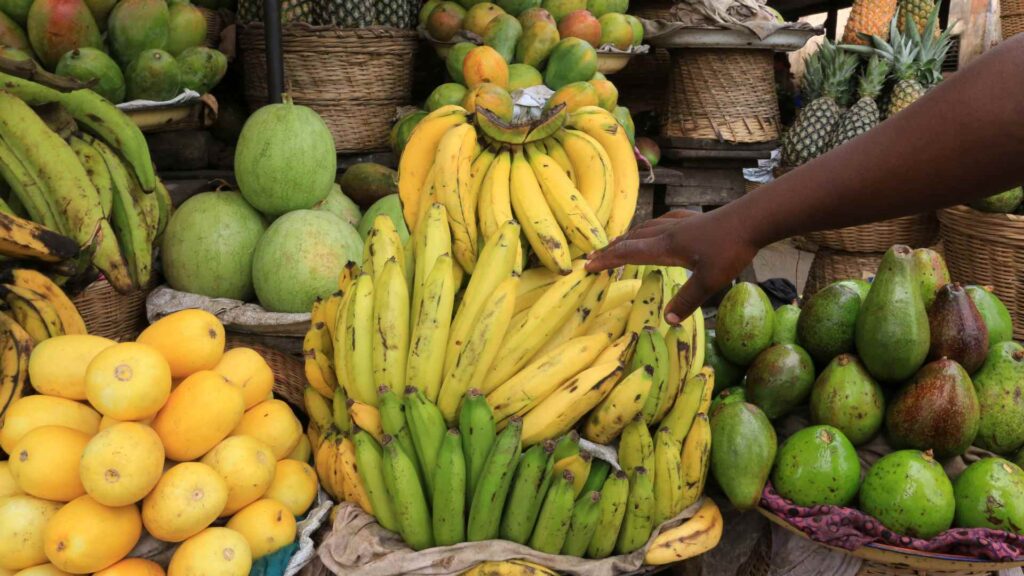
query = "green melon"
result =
(315, 183, 361, 228)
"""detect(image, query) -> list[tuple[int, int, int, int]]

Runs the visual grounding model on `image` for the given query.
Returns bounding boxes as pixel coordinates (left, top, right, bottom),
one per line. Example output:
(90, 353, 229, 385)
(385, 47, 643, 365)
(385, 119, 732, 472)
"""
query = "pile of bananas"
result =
(397, 104, 640, 275)
(0, 268, 88, 427)
(0, 71, 169, 293)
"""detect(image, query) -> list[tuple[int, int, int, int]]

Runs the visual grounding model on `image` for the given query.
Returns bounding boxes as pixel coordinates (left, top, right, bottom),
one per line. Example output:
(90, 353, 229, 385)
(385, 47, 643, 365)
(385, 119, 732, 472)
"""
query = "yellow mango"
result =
(10, 425, 89, 502)
(142, 462, 228, 542)
(13, 564, 72, 576)
(230, 399, 302, 460)
(27, 335, 116, 400)
(0, 494, 62, 571)
(201, 435, 277, 516)
(137, 309, 225, 378)
(0, 460, 22, 497)
(0, 395, 100, 453)
(43, 495, 141, 574)
(286, 434, 311, 462)
(99, 414, 154, 430)
(214, 347, 275, 409)
(86, 342, 172, 421)
(151, 370, 245, 461)
(80, 422, 165, 506)
(168, 528, 252, 576)
(264, 459, 317, 517)
(94, 558, 166, 576)
(225, 499, 296, 559)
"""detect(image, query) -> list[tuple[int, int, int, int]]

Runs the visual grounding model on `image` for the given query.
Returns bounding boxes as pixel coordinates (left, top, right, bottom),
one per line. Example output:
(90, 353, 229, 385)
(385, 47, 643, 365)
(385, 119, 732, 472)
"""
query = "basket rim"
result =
(939, 204, 1024, 224)
(239, 22, 420, 38)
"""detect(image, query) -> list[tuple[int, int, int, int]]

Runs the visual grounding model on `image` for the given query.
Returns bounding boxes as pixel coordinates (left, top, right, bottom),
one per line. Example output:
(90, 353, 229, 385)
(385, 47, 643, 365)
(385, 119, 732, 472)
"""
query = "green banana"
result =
(626, 269, 664, 334)
(561, 490, 602, 556)
(552, 430, 581, 462)
(382, 436, 434, 551)
(432, 428, 467, 546)
(587, 470, 630, 559)
(579, 458, 611, 498)
(404, 386, 447, 495)
(653, 426, 684, 526)
(378, 385, 422, 484)
(499, 440, 554, 544)
(0, 135, 63, 232)
(528, 469, 576, 554)
(467, 416, 523, 542)
(616, 466, 654, 555)
(634, 326, 670, 425)
(68, 135, 113, 219)
(352, 429, 399, 532)
(459, 388, 496, 506)
(618, 417, 654, 479)
(90, 137, 151, 288)
(333, 386, 352, 434)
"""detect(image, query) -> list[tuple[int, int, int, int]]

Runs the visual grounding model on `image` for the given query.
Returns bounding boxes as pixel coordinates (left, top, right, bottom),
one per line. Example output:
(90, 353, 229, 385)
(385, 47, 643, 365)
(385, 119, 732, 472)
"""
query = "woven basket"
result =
(804, 213, 940, 253)
(803, 249, 883, 298)
(198, 7, 223, 49)
(72, 280, 150, 342)
(225, 335, 305, 408)
(1003, 0, 1024, 38)
(938, 205, 1024, 340)
(239, 24, 418, 153)
(661, 48, 780, 143)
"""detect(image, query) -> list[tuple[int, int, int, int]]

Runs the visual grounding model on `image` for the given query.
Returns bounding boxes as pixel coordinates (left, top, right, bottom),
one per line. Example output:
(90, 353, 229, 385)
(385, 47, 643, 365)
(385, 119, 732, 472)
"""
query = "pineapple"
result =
(829, 56, 891, 148)
(842, 0, 898, 46)
(237, 0, 317, 24)
(376, 0, 415, 27)
(782, 42, 858, 166)
(329, 0, 376, 27)
(898, 0, 937, 36)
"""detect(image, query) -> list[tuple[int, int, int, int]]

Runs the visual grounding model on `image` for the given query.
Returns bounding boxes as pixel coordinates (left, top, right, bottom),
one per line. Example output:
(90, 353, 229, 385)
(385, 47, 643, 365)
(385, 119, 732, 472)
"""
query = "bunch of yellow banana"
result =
(644, 498, 724, 565)
(0, 72, 166, 294)
(461, 560, 559, 576)
(397, 104, 639, 275)
(303, 385, 373, 513)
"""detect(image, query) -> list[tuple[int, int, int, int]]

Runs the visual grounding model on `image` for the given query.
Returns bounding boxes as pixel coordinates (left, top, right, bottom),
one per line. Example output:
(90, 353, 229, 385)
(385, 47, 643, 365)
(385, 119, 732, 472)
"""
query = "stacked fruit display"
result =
(705, 244, 1024, 542)
(0, 0, 227, 103)
(0, 72, 167, 293)
(0, 309, 319, 574)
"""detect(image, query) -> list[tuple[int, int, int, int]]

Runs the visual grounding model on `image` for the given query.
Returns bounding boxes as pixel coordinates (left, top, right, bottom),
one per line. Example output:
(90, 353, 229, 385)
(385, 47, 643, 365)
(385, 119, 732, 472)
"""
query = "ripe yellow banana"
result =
(687, 308, 707, 380)
(594, 331, 639, 365)
(0, 310, 32, 429)
(552, 451, 591, 496)
(525, 147, 608, 253)
(541, 136, 577, 186)
(680, 412, 711, 510)
(398, 105, 468, 229)
(476, 148, 512, 242)
(362, 214, 404, 283)
(585, 302, 632, 342)
(371, 258, 409, 398)
(597, 278, 641, 316)
(331, 285, 355, 397)
(407, 255, 455, 402)
(468, 142, 497, 233)
(626, 269, 664, 334)
(568, 106, 640, 239)
(8, 269, 85, 334)
(461, 560, 559, 576)
(697, 366, 715, 415)
(341, 273, 377, 406)
(583, 365, 653, 444)
(532, 270, 610, 360)
(3, 283, 63, 339)
(654, 426, 685, 526)
(0, 211, 77, 263)
(520, 360, 624, 446)
(348, 401, 384, 443)
(556, 128, 614, 226)
(337, 261, 358, 292)
(661, 369, 714, 446)
(436, 123, 480, 273)
(509, 147, 571, 274)
(644, 497, 723, 565)
(337, 435, 373, 514)
(321, 290, 345, 341)
(411, 202, 451, 322)
(656, 325, 686, 424)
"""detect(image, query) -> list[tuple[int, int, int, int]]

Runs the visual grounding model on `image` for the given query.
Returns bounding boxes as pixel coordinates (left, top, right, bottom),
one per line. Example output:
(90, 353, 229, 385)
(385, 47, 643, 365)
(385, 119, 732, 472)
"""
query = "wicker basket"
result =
(804, 213, 940, 254)
(803, 249, 883, 298)
(1003, 0, 1024, 39)
(225, 335, 305, 408)
(198, 7, 224, 49)
(72, 280, 150, 342)
(661, 48, 780, 143)
(239, 24, 418, 153)
(938, 205, 1024, 340)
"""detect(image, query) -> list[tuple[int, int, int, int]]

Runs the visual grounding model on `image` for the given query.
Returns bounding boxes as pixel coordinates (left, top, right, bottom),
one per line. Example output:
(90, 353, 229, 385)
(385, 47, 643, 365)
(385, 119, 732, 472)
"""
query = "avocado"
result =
(710, 386, 746, 416)
(710, 402, 777, 510)
(973, 341, 1024, 455)
(971, 187, 1023, 214)
(715, 282, 775, 366)
(771, 425, 860, 507)
(809, 354, 885, 446)
(910, 248, 950, 310)
(797, 282, 861, 367)
(855, 245, 930, 384)
(704, 329, 744, 393)
(859, 449, 955, 539)
(744, 344, 816, 420)
(965, 285, 1014, 345)
(953, 457, 1024, 533)
(831, 279, 870, 302)
(927, 283, 989, 374)
(885, 359, 980, 458)
(772, 303, 800, 345)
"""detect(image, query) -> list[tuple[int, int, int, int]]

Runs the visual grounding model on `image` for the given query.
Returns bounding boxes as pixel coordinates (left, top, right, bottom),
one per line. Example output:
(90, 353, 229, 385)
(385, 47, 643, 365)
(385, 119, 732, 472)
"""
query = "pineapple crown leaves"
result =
(800, 45, 827, 101)
(858, 56, 891, 101)
(840, 9, 920, 82)
(822, 46, 860, 107)
(907, 1, 956, 87)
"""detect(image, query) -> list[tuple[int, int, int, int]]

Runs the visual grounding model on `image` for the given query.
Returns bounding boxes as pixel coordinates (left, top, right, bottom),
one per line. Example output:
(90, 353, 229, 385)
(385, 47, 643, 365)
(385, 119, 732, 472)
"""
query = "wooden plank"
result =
(664, 168, 746, 206)
(631, 185, 656, 228)
(657, 137, 779, 152)
(951, 0, 1000, 69)
(661, 148, 774, 162)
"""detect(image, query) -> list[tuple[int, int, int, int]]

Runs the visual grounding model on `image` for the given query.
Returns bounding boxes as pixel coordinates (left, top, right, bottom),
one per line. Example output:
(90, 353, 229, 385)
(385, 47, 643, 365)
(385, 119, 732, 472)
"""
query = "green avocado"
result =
(831, 279, 870, 301)
(973, 341, 1024, 455)
(859, 449, 955, 539)
(710, 386, 746, 416)
(715, 282, 775, 366)
(744, 344, 816, 420)
(809, 354, 884, 446)
(704, 329, 745, 393)
(953, 458, 1024, 533)
(910, 248, 950, 310)
(771, 304, 800, 345)
(772, 425, 861, 507)
(971, 187, 1023, 214)
(797, 282, 861, 367)
(710, 402, 777, 510)
(965, 285, 1014, 345)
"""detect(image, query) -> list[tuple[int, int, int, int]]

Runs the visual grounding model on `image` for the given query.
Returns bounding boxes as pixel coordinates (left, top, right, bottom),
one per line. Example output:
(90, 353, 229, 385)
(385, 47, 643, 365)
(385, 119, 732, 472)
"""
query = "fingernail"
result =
(666, 313, 681, 325)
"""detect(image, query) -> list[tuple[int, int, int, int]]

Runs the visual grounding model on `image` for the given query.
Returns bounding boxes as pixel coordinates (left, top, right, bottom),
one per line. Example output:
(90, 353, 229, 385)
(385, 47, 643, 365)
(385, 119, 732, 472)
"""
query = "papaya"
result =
(515, 20, 558, 68)
(859, 450, 954, 539)
(225, 499, 296, 558)
(0, 0, 32, 25)
(541, 0, 585, 21)
(142, 462, 229, 542)
(508, 62, 543, 89)
(125, 48, 181, 101)
(910, 247, 949, 309)
(94, 558, 166, 576)
(463, 82, 513, 120)
(0, 10, 29, 50)
(973, 341, 1024, 455)
(771, 425, 860, 507)
(463, 2, 504, 36)
(953, 458, 1024, 533)
(544, 80, 597, 113)
(43, 495, 143, 574)
(425, 1, 465, 42)
(165, 0, 205, 55)
(231, 399, 302, 459)
(445, 41, 475, 85)
(710, 402, 776, 510)
(55, 47, 126, 103)
(588, 77, 618, 111)
(885, 358, 980, 458)
(85, 342, 173, 421)
(167, 527, 252, 576)
(483, 13, 522, 63)
(26, 0, 102, 70)
(965, 285, 1014, 344)
(771, 303, 800, 345)
(177, 45, 226, 94)
(213, 347, 275, 409)
(463, 44, 509, 89)
(107, 0, 169, 65)
(796, 282, 861, 366)
(264, 459, 318, 517)
(809, 354, 884, 446)
(544, 37, 597, 90)
(744, 343, 815, 420)
(714, 282, 775, 366)
(496, 0, 539, 15)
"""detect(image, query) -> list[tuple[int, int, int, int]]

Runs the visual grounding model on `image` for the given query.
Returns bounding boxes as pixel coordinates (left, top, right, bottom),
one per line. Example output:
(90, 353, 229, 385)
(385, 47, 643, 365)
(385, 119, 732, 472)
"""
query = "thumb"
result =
(663, 274, 712, 326)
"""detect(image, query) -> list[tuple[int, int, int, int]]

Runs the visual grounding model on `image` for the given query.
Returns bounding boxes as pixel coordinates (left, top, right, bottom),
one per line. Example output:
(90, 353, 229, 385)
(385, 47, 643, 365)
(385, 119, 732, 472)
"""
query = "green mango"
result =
(445, 41, 476, 85)
(612, 105, 635, 146)
(1016, 447, 1024, 470)
(125, 48, 181, 102)
(973, 341, 1024, 455)
(885, 359, 980, 458)
(771, 304, 800, 345)
(507, 62, 543, 90)
(854, 245, 930, 384)
(426, 82, 469, 111)
(953, 457, 1024, 533)
(515, 20, 558, 68)
(543, 37, 597, 90)
(715, 282, 775, 366)
(744, 344, 815, 420)
(0, 10, 28, 50)
(705, 329, 745, 394)
(966, 285, 1014, 345)
(496, 0, 540, 15)
(710, 386, 746, 416)
(859, 449, 955, 539)
(483, 13, 522, 63)
(797, 283, 861, 367)
(710, 402, 776, 510)
(809, 354, 884, 446)
(910, 247, 950, 310)
(771, 425, 860, 507)
(971, 187, 1023, 214)
(831, 278, 870, 302)
(0, 0, 32, 25)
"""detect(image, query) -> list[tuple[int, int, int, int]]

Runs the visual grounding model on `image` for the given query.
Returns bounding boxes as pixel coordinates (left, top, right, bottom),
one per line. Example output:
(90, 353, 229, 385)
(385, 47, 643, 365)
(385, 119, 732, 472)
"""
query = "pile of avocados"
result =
(706, 244, 1024, 541)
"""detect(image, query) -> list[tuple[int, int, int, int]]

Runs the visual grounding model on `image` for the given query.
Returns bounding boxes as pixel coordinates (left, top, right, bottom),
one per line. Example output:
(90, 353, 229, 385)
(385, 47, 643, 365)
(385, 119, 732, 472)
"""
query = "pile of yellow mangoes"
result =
(0, 309, 318, 575)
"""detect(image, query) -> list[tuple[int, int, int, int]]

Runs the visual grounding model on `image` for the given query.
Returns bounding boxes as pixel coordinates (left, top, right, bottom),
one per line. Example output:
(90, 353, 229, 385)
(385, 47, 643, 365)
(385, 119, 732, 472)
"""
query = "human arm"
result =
(587, 33, 1024, 324)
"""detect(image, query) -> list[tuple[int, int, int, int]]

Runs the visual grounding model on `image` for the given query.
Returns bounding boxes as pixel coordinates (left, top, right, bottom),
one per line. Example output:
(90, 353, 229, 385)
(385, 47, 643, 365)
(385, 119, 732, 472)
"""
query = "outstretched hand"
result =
(586, 210, 759, 325)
